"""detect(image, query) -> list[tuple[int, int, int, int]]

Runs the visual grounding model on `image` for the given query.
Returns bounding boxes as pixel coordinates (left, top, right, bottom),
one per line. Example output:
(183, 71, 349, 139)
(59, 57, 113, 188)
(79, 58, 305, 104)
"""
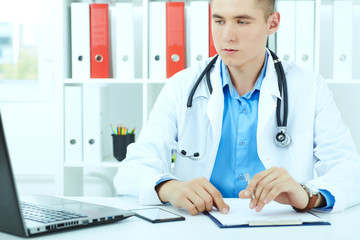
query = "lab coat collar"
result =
(191, 50, 280, 100)
(257, 48, 282, 138)
(263, 48, 281, 99)
(192, 51, 281, 150)
(205, 56, 224, 177)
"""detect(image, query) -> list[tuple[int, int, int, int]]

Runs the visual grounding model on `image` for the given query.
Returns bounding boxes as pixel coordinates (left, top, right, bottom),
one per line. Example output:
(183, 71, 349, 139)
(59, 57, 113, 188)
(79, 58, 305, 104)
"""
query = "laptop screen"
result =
(0, 113, 28, 237)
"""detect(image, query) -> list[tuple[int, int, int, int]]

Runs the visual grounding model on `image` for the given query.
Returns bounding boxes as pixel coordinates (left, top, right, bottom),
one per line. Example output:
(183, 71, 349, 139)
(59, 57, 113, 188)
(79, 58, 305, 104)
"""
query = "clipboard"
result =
(205, 198, 330, 228)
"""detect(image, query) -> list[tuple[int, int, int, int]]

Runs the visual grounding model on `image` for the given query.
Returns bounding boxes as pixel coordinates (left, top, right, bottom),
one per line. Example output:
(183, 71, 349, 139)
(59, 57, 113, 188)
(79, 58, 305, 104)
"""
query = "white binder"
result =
(116, 2, 135, 79)
(64, 86, 83, 163)
(189, 1, 209, 67)
(109, 5, 116, 79)
(82, 86, 107, 163)
(333, 0, 353, 80)
(71, 3, 90, 79)
(318, 0, 333, 79)
(267, 34, 276, 53)
(295, 0, 315, 70)
(353, 1, 360, 79)
(276, 0, 296, 63)
(148, 1, 166, 80)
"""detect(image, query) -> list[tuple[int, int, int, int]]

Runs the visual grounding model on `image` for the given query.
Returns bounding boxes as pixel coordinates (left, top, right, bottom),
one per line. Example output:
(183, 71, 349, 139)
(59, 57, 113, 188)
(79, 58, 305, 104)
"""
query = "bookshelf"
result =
(59, 0, 360, 196)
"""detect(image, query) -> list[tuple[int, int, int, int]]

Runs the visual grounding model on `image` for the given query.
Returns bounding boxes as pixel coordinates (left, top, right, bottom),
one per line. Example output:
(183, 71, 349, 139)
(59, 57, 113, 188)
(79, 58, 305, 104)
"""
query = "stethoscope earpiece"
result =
(180, 150, 200, 158)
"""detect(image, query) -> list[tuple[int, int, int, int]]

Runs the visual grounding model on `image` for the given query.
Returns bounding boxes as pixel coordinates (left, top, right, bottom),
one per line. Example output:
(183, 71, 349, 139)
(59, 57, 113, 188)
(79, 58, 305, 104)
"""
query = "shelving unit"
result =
(59, 0, 360, 196)
(60, 0, 166, 196)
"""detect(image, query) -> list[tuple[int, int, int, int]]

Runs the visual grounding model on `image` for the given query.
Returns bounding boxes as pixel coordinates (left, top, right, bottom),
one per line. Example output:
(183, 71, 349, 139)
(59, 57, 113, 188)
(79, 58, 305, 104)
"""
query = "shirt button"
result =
(240, 141, 245, 146)
(242, 109, 248, 115)
(239, 175, 244, 180)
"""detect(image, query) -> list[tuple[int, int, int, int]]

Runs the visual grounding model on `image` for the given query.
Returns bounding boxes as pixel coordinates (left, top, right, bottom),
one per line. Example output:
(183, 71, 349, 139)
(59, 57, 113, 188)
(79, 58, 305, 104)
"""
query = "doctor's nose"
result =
(222, 24, 237, 43)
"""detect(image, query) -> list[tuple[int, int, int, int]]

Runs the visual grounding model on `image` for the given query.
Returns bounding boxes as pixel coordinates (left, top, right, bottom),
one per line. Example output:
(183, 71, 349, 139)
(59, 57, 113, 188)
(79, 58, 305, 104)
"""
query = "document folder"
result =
(333, 0, 352, 80)
(166, 2, 185, 78)
(82, 86, 108, 163)
(90, 3, 110, 78)
(205, 198, 330, 228)
(295, 0, 315, 70)
(276, 0, 295, 63)
(71, 3, 90, 79)
(149, 1, 166, 80)
(64, 86, 83, 163)
(116, 2, 135, 79)
(209, 4, 217, 57)
(189, 1, 209, 67)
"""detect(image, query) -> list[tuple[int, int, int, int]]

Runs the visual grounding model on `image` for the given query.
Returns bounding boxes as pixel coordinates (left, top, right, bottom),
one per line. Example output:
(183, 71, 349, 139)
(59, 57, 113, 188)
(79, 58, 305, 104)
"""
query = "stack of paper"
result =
(206, 198, 329, 228)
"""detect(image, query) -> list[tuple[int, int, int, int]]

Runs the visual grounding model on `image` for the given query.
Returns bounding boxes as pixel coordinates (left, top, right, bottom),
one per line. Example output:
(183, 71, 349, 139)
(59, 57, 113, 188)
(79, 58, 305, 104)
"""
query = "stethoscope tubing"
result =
(180, 51, 290, 160)
(187, 55, 219, 108)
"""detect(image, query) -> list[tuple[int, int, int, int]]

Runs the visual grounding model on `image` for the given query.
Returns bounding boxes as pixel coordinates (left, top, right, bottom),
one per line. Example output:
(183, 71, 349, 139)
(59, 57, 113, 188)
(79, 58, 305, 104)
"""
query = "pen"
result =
(244, 173, 255, 200)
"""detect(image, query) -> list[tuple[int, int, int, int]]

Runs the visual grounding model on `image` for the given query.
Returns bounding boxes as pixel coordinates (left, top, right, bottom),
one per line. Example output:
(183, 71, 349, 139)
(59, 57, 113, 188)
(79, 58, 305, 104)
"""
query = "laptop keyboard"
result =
(21, 202, 87, 223)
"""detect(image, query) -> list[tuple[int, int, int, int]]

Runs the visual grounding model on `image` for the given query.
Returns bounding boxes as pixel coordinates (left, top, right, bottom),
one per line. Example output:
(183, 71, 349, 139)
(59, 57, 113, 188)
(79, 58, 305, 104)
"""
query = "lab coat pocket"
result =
(288, 130, 315, 181)
(174, 97, 210, 180)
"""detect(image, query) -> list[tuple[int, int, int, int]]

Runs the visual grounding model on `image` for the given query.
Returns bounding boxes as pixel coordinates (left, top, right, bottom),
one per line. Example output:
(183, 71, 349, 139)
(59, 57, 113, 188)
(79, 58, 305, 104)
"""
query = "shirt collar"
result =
(221, 51, 269, 99)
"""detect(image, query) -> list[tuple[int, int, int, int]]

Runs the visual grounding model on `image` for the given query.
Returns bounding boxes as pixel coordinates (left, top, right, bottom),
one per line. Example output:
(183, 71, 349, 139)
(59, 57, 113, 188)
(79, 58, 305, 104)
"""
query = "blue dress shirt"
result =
(209, 53, 335, 210)
(209, 54, 268, 198)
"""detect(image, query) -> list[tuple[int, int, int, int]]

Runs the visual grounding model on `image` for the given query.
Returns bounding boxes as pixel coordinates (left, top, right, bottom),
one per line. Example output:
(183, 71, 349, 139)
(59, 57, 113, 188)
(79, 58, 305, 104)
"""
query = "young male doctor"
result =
(114, 0, 360, 215)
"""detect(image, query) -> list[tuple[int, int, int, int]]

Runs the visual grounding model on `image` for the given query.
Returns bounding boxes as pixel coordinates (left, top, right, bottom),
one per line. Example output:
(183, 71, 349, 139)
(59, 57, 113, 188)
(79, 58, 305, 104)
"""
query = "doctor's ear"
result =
(267, 11, 280, 35)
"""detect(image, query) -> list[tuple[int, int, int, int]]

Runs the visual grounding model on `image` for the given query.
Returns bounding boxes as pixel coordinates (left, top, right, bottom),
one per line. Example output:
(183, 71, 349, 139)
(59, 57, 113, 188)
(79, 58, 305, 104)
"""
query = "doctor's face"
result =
(211, 0, 279, 70)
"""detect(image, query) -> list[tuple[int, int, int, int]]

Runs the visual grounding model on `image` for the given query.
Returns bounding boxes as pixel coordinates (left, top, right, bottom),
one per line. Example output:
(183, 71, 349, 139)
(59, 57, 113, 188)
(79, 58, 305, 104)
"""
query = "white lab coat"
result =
(114, 50, 360, 212)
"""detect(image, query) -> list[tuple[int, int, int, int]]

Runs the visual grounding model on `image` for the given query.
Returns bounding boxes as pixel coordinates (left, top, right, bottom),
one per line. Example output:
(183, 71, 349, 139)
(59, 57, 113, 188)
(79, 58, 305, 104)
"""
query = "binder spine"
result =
(148, 2, 166, 80)
(166, 2, 185, 78)
(209, 3, 217, 57)
(189, 1, 209, 67)
(71, 3, 90, 79)
(90, 3, 110, 78)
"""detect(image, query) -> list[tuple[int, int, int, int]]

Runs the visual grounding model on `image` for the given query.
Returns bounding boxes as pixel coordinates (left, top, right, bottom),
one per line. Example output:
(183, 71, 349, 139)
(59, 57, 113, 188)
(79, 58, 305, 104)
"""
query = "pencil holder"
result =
(111, 134, 135, 161)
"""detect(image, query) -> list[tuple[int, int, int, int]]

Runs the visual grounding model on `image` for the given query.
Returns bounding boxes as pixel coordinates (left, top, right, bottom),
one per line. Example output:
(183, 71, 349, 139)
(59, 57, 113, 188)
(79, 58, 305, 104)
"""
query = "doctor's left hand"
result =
(155, 177, 230, 216)
(238, 167, 309, 212)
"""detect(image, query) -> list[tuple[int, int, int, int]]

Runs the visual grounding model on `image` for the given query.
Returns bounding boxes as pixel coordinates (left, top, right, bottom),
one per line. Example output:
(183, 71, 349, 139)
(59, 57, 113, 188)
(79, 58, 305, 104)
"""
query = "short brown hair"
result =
(256, 0, 275, 20)
(210, 0, 276, 21)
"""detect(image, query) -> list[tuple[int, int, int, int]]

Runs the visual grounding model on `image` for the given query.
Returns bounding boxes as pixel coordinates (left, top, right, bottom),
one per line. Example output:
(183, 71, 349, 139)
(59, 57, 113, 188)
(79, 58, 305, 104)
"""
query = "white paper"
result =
(209, 198, 326, 227)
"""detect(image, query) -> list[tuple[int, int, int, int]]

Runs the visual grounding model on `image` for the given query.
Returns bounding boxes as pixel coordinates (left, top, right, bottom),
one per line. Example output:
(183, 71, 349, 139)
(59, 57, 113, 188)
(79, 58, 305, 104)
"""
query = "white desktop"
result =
(0, 196, 358, 240)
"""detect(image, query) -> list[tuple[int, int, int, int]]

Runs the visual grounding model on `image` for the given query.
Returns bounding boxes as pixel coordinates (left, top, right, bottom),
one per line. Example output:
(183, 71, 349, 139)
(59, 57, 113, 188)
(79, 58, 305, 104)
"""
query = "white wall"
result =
(0, 102, 62, 195)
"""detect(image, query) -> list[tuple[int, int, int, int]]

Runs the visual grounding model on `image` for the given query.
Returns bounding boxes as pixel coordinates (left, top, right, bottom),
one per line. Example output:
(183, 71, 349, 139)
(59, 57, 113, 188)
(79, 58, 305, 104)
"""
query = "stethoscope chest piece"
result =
(275, 127, 291, 147)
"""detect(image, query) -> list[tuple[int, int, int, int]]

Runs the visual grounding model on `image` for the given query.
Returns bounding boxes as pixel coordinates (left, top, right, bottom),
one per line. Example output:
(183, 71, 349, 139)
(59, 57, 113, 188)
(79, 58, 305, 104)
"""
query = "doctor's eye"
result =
(214, 20, 225, 25)
(237, 20, 248, 25)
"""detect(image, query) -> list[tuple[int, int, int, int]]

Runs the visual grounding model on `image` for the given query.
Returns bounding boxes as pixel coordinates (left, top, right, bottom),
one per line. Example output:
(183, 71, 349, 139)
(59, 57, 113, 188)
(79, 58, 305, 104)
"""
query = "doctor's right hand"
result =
(155, 177, 230, 216)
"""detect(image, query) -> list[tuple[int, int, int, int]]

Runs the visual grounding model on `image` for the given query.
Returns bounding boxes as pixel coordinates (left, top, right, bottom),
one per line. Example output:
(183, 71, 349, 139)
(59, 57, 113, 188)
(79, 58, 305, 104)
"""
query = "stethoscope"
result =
(179, 50, 290, 160)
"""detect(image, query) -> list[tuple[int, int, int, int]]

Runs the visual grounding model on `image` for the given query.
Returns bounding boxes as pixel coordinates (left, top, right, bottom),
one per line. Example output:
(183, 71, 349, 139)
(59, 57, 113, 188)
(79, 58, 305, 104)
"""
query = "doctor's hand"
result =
(238, 167, 311, 212)
(155, 177, 230, 216)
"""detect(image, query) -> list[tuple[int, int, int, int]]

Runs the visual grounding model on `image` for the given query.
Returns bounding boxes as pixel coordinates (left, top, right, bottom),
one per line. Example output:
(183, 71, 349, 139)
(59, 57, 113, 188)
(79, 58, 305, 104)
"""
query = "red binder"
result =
(209, 4, 217, 57)
(90, 3, 109, 78)
(166, 2, 185, 78)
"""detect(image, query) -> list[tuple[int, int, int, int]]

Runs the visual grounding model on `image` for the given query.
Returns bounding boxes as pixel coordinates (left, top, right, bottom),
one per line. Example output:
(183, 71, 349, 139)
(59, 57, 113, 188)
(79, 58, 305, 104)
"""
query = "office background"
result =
(0, 0, 359, 198)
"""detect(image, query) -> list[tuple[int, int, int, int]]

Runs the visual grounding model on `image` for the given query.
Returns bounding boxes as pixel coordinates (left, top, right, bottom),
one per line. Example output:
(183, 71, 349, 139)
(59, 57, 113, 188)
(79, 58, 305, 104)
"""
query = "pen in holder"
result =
(111, 134, 135, 161)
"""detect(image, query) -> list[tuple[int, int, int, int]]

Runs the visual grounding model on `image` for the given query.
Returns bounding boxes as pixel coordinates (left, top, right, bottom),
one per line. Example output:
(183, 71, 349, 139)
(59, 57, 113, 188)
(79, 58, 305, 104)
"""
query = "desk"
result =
(1, 197, 359, 240)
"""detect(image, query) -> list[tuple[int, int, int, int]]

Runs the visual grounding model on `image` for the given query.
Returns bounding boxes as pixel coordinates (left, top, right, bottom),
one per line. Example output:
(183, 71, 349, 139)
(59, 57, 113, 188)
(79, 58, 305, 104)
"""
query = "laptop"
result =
(0, 112, 135, 237)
